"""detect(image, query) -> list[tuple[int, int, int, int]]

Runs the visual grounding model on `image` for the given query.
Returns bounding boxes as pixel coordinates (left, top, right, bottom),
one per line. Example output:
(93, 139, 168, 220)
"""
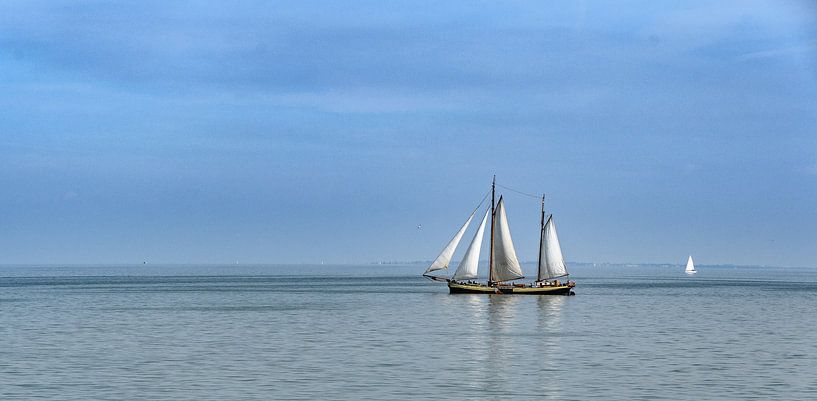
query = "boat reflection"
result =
(486, 295, 567, 394)
(537, 294, 565, 332)
(534, 295, 566, 395)
(483, 294, 520, 388)
(442, 292, 569, 396)
(487, 293, 520, 329)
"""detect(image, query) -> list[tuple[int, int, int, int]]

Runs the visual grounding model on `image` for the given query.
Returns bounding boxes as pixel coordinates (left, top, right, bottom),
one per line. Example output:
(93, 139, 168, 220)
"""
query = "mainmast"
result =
(537, 194, 545, 283)
(488, 175, 496, 285)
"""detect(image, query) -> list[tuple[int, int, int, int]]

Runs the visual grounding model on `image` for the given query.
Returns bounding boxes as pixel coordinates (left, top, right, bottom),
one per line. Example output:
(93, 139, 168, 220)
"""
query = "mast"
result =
(541, 214, 569, 280)
(537, 194, 545, 283)
(489, 175, 495, 285)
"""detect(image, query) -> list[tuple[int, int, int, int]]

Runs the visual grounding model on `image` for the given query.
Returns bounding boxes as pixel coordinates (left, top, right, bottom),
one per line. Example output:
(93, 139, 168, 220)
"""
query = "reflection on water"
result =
(536, 295, 565, 339)
(473, 294, 570, 397)
(455, 295, 488, 392)
(434, 291, 576, 397)
(487, 294, 520, 329)
(484, 295, 520, 389)
(537, 293, 565, 317)
(535, 295, 565, 396)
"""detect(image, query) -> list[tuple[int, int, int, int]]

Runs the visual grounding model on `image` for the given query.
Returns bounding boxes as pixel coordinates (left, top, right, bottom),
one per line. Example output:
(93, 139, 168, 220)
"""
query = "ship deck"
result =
(448, 281, 574, 295)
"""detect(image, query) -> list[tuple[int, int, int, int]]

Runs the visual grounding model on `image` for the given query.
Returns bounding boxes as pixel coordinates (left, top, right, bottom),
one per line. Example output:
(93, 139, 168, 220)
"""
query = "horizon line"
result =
(0, 261, 814, 269)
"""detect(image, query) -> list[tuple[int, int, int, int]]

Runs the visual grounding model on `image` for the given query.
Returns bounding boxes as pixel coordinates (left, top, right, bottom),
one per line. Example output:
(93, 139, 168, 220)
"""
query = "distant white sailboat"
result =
(685, 255, 697, 275)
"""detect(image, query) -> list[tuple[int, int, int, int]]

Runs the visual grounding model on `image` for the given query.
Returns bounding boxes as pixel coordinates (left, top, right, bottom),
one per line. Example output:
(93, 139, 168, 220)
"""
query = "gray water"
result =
(2, 264, 817, 400)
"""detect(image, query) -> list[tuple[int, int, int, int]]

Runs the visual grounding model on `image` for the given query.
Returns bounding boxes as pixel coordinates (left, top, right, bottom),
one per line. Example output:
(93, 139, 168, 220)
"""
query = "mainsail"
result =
(424, 210, 476, 274)
(538, 215, 568, 281)
(491, 197, 525, 282)
(685, 255, 696, 273)
(452, 208, 490, 281)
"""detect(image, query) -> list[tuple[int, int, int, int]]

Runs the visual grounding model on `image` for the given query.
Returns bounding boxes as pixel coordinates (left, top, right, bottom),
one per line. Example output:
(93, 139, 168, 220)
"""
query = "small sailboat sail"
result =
(538, 215, 568, 281)
(685, 255, 696, 274)
(423, 210, 476, 275)
(452, 208, 490, 281)
(491, 196, 525, 282)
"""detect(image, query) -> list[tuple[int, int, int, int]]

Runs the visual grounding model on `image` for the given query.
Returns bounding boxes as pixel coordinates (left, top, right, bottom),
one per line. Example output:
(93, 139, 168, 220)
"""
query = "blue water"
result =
(2, 264, 817, 400)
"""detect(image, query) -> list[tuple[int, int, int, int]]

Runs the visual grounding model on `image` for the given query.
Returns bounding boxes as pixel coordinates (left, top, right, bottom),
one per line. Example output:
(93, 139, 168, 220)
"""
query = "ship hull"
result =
(448, 281, 574, 295)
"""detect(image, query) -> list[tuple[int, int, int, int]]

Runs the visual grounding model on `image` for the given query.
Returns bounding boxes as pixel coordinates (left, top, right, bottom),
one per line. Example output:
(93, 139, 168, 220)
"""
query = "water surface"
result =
(2, 264, 816, 400)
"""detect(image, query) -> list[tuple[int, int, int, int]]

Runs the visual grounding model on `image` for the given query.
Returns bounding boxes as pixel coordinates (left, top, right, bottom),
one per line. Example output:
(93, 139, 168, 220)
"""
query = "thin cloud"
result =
(739, 44, 817, 60)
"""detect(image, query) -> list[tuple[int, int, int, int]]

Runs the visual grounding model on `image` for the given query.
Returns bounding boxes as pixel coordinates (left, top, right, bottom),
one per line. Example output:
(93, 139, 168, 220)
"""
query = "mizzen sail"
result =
(491, 197, 525, 282)
(424, 211, 476, 274)
(452, 208, 490, 281)
(538, 215, 568, 281)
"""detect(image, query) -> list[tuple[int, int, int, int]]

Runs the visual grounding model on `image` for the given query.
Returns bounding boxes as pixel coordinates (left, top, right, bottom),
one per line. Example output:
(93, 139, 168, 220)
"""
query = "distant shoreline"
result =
(368, 261, 814, 269)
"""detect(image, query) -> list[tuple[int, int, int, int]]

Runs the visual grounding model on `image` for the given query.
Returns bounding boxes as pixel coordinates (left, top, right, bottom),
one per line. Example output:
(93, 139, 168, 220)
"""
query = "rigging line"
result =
(469, 187, 491, 215)
(496, 184, 543, 200)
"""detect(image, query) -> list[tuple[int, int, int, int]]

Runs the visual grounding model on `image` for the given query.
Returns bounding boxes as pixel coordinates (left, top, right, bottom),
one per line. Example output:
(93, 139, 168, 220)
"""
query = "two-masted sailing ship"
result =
(423, 178, 575, 295)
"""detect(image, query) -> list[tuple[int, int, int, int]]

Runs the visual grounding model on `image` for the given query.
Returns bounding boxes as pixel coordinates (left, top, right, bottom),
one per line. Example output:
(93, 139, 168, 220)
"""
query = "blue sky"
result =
(1, 1, 816, 266)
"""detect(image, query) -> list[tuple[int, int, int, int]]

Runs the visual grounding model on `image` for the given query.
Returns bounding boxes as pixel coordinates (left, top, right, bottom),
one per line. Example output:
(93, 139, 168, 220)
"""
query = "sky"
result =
(1, 1, 816, 266)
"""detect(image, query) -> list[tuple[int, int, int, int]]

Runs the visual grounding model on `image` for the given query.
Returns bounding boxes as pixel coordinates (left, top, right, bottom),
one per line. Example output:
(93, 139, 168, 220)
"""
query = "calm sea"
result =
(2, 264, 816, 400)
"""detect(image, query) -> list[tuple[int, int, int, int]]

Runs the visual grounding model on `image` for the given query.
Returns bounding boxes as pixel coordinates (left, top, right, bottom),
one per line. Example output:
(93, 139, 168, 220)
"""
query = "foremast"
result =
(537, 194, 545, 282)
(488, 175, 496, 286)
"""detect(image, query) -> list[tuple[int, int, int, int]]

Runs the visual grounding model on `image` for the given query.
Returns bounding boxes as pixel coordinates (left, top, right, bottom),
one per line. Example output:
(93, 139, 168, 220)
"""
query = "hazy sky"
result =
(1, 1, 816, 266)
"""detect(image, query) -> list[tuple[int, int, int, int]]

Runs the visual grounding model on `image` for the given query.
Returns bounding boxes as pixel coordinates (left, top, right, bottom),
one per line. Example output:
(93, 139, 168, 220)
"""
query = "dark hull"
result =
(448, 281, 575, 295)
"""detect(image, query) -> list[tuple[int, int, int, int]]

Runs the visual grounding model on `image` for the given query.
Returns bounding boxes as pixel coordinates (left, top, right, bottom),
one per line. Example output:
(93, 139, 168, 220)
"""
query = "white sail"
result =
(538, 215, 568, 281)
(685, 255, 696, 273)
(491, 197, 525, 282)
(452, 208, 490, 281)
(424, 211, 476, 274)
